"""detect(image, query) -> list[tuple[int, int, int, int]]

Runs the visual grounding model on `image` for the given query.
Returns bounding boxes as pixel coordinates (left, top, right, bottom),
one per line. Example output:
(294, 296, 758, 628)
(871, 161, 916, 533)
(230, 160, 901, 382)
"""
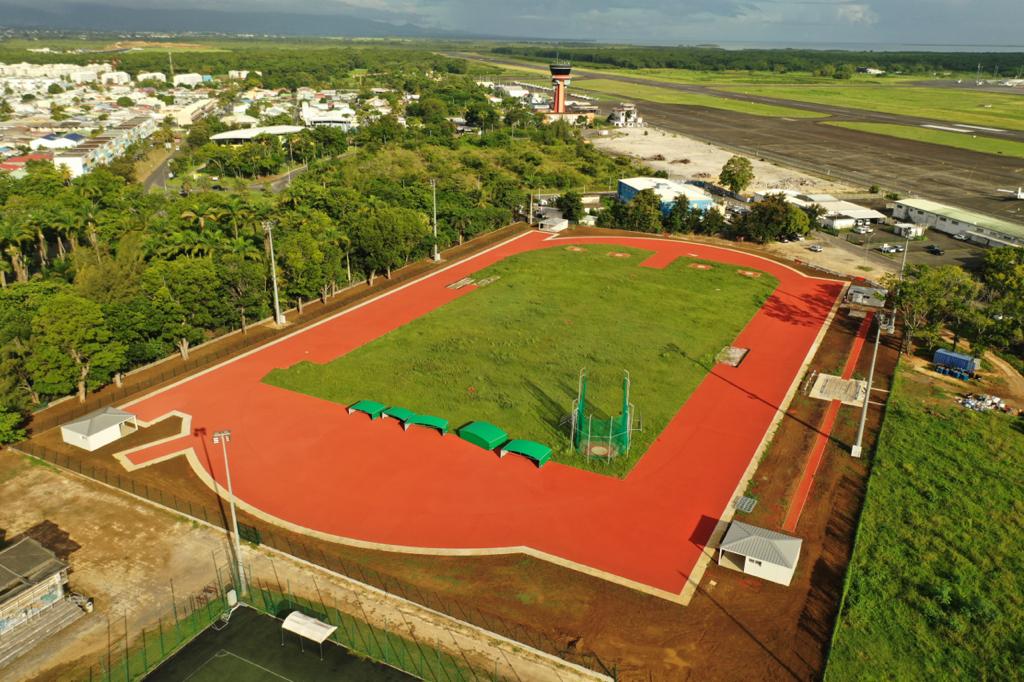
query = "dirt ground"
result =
(590, 126, 856, 196)
(0, 453, 604, 682)
(0, 454, 229, 682)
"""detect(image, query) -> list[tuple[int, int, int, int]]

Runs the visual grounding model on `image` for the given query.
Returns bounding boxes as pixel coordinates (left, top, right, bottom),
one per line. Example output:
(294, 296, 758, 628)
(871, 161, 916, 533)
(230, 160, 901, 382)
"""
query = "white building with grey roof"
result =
(718, 521, 803, 586)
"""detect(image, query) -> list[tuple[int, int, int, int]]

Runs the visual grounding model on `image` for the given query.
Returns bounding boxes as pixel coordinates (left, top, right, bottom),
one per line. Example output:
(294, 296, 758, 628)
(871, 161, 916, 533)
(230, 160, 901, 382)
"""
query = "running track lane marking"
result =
(782, 313, 873, 533)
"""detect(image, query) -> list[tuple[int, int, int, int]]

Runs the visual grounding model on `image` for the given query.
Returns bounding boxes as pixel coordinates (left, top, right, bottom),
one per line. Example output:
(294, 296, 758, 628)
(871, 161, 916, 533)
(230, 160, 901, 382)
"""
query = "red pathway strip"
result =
(117, 232, 844, 597)
(782, 313, 873, 533)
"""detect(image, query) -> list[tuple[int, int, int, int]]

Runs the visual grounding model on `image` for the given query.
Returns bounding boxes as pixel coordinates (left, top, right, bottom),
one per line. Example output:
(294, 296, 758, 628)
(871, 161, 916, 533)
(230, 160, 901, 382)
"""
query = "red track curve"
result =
(119, 232, 843, 598)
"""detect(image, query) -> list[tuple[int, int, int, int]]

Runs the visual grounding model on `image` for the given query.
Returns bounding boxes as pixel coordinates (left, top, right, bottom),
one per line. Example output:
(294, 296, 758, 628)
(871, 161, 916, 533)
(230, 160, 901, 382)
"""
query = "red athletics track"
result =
(117, 231, 844, 599)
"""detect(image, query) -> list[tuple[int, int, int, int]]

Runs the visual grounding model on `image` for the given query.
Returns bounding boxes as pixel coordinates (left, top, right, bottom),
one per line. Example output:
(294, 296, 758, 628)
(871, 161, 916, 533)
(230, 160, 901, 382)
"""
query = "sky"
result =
(9, 0, 1024, 47)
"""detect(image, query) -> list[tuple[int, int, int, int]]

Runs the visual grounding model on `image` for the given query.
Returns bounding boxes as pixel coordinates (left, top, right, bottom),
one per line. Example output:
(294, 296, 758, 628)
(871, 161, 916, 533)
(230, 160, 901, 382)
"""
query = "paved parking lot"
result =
(844, 228, 989, 271)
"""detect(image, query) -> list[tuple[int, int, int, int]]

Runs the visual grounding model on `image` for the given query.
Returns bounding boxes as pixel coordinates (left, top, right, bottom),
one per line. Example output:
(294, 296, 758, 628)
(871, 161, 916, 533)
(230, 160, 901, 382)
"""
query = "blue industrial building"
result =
(617, 177, 715, 215)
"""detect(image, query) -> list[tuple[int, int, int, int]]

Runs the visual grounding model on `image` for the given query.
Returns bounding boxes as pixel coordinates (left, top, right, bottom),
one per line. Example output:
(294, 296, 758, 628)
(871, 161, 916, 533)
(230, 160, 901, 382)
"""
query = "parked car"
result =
(953, 233, 969, 241)
(927, 245, 945, 255)
(809, 244, 824, 252)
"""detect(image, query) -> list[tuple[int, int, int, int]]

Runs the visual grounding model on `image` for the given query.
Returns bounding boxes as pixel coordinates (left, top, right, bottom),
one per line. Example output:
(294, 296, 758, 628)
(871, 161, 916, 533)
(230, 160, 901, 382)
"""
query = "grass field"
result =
(824, 121, 1024, 159)
(601, 68, 928, 86)
(265, 245, 777, 476)
(826, 367, 1024, 680)
(716, 84, 1024, 131)
(574, 79, 826, 119)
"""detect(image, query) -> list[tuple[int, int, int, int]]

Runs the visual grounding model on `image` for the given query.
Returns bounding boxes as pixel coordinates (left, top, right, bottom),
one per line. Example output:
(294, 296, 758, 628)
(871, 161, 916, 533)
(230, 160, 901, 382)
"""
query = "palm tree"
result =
(0, 220, 33, 282)
(225, 236, 262, 261)
(179, 204, 224, 233)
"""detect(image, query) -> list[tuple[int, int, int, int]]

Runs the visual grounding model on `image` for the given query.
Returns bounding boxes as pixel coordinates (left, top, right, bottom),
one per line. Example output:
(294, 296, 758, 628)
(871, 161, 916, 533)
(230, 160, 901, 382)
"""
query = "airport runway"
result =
(455, 53, 1024, 224)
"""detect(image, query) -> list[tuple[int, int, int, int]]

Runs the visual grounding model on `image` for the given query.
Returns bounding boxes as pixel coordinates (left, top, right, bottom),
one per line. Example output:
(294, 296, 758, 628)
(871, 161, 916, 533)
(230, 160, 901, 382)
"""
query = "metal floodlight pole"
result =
(431, 178, 440, 262)
(264, 221, 285, 325)
(851, 315, 883, 458)
(212, 430, 247, 594)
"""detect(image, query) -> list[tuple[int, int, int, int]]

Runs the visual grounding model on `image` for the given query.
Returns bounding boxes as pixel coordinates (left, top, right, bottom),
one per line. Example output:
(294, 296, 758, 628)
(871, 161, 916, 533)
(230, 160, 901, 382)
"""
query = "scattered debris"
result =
(957, 393, 1015, 413)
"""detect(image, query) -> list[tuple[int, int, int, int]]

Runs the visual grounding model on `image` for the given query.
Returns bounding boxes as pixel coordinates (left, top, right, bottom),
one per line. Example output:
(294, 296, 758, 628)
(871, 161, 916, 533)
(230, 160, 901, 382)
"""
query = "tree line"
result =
(887, 248, 1024, 360)
(0, 69, 648, 443)
(492, 45, 1024, 76)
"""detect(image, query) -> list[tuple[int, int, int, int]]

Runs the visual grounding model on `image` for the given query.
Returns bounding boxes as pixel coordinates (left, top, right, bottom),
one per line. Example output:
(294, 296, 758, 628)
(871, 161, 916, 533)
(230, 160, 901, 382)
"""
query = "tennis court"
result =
(145, 606, 412, 681)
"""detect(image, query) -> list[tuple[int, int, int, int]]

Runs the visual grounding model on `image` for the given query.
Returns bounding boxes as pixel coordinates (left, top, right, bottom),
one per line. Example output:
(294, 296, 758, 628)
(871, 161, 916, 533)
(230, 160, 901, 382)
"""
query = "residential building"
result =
(53, 116, 157, 178)
(101, 71, 131, 86)
(173, 73, 204, 88)
(136, 71, 166, 83)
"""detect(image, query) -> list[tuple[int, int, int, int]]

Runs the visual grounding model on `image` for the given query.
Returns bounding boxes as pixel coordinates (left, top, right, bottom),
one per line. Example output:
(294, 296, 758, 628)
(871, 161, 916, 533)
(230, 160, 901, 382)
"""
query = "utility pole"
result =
(851, 313, 884, 459)
(263, 221, 285, 325)
(899, 234, 911, 280)
(168, 52, 175, 81)
(431, 178, 440, 262)
(212, 430, 247, 595)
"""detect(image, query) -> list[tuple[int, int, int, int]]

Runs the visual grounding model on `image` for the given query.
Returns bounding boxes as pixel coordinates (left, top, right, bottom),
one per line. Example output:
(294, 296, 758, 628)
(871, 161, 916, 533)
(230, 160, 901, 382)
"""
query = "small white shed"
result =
(718, 521, 803, 586)
(60, 407, 138, 452)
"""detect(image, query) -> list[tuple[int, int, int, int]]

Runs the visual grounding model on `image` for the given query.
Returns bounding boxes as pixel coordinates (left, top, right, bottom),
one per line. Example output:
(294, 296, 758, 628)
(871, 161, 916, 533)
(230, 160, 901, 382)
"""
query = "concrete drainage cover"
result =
(809, 373, 867, 406)
(717, 346, 750, 367)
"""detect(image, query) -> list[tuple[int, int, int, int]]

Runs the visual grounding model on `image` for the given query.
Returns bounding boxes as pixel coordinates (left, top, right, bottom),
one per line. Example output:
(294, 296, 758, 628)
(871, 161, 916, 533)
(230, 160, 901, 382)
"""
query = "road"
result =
(141, 150, 175, 191)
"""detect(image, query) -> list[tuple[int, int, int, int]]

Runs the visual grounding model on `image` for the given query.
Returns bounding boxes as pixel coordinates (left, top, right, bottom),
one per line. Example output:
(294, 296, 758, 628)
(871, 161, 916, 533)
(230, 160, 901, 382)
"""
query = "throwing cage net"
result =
(568, 369, 641, 461)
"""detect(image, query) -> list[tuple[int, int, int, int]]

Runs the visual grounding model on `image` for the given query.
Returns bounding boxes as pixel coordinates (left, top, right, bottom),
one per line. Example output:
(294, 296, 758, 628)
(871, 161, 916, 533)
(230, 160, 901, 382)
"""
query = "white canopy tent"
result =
(281, 611, 337, 660)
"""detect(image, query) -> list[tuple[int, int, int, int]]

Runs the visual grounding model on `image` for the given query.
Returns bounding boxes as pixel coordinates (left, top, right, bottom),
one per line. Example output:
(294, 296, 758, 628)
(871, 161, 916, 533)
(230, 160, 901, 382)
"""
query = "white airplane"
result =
(997, 187, 1024, 199)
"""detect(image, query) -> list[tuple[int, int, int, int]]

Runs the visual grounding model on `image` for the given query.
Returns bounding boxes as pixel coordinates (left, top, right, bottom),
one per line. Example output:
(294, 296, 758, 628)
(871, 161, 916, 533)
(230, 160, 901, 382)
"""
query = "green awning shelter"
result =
(458, 421, 508, 451)
(500, 440, 553, 468)
(347, 400, 387, 420)
(382, 406, 416, 423)
(404, 414, 449, 435)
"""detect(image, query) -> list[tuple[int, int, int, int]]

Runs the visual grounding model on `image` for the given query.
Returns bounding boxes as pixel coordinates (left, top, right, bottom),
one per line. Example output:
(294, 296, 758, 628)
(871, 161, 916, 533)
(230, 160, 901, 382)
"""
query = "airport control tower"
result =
(549, 62, 572, 114)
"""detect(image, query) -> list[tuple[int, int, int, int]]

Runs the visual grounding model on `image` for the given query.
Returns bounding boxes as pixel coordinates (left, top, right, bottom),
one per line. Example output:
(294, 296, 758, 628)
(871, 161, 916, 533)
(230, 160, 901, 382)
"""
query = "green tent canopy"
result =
(500, 440, 553, 468)
(382, 406, 416, 423)
(347, 400, 387, 420)
(404, 414, 449, 435)
(457, 421, 508, 451)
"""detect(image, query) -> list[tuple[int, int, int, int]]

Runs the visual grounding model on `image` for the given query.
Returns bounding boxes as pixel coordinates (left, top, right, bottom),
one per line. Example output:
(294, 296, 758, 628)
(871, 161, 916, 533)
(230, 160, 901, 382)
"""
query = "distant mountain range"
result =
(0, 2, 470, 38)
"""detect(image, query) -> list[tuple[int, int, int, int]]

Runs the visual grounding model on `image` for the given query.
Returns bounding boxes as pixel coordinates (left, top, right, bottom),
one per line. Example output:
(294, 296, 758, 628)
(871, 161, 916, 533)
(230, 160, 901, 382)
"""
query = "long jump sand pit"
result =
(108, 231, 843, 603)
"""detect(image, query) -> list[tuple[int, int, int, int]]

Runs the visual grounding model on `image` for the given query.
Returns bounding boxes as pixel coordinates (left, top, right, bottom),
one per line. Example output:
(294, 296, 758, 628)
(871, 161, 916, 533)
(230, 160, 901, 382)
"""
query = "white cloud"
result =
(835, 3, 879, 25)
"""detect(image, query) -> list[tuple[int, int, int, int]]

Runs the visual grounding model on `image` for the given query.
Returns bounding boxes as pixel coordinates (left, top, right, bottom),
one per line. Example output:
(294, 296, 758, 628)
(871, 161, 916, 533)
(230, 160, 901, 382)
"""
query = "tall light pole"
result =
(263, 221, 285, 325)
(851, 313, 885, 459)
(212, 430, 247, 594)
(431, 178, 440, 262)
(898, 233, 912, 280)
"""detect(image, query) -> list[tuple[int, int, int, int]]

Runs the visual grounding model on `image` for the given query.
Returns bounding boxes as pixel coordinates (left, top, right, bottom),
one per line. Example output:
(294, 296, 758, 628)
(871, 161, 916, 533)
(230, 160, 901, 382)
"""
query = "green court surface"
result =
(265, 245, 777, 476)
(145, 606, 412, 682)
